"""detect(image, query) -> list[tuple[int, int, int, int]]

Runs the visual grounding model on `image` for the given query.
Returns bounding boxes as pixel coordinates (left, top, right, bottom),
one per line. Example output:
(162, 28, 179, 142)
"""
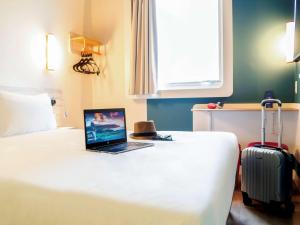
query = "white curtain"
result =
(130, 0, 157, 95)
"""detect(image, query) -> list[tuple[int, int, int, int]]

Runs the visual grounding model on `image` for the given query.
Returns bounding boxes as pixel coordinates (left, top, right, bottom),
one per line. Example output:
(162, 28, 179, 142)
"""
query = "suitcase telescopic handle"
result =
(261, 99, 282, 148)
(261, 99, 282, 107)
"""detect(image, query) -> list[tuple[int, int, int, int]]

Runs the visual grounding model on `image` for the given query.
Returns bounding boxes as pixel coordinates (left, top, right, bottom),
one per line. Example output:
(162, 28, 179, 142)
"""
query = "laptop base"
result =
(88, 142, 154, 154)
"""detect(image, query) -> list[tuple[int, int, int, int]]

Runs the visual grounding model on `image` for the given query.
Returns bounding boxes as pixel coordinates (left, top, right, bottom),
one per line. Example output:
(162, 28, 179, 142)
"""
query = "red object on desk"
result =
(207, 103, 217, 109)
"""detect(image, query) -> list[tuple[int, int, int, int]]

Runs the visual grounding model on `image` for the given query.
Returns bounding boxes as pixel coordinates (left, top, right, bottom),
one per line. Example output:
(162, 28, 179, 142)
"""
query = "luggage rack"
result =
(69, 33, 103, 56)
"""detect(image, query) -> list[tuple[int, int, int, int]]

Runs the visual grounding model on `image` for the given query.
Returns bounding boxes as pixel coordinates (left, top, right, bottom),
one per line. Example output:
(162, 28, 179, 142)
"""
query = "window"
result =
(156, 0, 223, 91)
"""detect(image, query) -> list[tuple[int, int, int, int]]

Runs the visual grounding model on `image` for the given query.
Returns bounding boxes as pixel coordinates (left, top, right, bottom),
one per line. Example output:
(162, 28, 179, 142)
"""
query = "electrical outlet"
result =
(296, 80, 298, 95)
(298, 73, 300, 79)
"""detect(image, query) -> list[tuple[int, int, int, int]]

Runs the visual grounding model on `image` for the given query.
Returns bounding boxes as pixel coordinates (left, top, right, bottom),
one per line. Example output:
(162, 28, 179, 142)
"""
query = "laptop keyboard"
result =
(91, 142, 154, 154)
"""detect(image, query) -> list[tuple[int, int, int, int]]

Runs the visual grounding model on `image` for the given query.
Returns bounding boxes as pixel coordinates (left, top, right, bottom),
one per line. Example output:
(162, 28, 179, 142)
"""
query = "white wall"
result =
(293, 105, 300, 154)
(0, 0, 146, 129)
(80, 0, 147, 129)
(293, 105, 300, 188)
(0, 0, 87, 127)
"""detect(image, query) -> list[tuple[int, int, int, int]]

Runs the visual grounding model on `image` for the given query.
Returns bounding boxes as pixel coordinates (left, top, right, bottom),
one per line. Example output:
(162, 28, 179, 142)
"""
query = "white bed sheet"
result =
(0, 128, 239, 225)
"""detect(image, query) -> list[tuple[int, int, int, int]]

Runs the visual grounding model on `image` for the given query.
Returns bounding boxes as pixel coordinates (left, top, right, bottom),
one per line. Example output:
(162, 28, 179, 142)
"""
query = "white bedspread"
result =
(0, 128, 238, 225)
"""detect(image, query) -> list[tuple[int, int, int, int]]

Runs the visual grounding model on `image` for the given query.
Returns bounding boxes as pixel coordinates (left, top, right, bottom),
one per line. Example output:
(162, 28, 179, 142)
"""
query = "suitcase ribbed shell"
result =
(241, 147, 287, 203)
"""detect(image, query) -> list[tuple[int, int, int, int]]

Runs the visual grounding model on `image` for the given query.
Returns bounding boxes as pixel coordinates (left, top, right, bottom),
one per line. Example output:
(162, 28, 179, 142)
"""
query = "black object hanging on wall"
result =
(264, 90, 275, 108)
(73, 52, 100, 76)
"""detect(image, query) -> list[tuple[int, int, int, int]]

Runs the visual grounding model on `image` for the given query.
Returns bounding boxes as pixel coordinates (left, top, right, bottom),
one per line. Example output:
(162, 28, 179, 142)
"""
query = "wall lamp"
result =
(286, 22, 295, 63)
(46, 33, 59, 71)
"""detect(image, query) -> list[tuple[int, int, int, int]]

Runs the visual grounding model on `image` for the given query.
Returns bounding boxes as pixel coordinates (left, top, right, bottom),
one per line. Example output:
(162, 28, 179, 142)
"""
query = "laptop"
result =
(84, 108, 154, 154)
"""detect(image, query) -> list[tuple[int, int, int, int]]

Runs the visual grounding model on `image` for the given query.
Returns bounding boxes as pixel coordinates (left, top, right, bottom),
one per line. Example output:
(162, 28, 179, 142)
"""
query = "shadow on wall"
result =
(83, 0, 92, 36)
(83, 0, 118, 43)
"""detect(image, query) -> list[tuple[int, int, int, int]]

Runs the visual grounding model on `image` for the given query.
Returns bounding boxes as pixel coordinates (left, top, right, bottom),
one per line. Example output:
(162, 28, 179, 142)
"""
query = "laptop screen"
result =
(84, 108, 127, 148)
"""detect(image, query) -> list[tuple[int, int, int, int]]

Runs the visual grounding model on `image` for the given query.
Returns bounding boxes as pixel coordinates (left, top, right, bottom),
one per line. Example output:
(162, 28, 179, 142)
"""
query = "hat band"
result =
(131, 132, 157, 137)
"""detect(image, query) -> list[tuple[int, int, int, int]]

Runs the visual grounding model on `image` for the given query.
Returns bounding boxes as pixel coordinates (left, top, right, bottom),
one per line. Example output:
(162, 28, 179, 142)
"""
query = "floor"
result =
(227, 191, 300, 225)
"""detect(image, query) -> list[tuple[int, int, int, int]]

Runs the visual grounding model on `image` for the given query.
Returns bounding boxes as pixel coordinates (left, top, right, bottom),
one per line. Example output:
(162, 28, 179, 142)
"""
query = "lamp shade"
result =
(46, 34, 59, 70)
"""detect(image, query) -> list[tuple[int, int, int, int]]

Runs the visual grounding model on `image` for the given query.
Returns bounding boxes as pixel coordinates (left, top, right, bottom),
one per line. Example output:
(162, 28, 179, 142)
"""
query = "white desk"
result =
(192, 103, 299, 149)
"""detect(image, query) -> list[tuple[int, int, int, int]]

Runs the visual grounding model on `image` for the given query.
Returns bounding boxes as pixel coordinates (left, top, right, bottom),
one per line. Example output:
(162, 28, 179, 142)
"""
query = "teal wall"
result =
(148, 0, 295, 131)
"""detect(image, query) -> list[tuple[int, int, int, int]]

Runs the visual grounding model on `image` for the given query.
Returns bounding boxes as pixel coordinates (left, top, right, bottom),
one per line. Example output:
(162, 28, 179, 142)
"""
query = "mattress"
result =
(0, 128, 239, 225)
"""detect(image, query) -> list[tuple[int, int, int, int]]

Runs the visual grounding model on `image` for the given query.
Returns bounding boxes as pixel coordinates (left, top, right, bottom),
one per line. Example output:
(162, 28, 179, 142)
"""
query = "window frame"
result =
(149, 0, 233, 99)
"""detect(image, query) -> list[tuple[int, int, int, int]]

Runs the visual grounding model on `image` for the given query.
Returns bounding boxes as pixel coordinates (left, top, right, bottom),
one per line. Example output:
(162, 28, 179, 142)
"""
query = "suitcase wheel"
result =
(242, 192, 252, 206)
(283, 201, 295, 215)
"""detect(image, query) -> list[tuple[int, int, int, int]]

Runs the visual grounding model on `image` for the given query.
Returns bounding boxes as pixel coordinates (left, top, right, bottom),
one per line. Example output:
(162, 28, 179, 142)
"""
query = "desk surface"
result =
(192, 103, 299, 112)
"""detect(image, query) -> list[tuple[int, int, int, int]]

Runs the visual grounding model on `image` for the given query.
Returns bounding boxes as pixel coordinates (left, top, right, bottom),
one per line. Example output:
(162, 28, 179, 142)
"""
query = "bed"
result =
(0, 128, 238, 225)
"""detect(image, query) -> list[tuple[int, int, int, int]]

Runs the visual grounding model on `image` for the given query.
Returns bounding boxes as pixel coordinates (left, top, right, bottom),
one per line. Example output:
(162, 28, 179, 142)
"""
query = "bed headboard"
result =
(0, 85, 66, 126)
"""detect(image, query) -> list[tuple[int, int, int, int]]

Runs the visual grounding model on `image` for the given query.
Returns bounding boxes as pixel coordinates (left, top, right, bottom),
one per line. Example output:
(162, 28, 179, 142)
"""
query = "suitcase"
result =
(247, 142, 289, 151)
(241, 99, 295, 214)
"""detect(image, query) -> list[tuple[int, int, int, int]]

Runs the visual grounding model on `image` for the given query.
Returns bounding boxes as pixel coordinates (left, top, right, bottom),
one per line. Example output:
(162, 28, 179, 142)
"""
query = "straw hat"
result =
(130, 121, 159, 140)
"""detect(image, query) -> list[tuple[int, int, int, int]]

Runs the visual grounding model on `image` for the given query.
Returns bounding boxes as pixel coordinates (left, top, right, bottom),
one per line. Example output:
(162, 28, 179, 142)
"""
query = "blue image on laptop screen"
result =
(85, 111, 126, 144)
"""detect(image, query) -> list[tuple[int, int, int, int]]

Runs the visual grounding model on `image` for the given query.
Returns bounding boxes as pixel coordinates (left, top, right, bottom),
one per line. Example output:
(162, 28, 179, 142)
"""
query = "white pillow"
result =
(0, 91, 57, 137)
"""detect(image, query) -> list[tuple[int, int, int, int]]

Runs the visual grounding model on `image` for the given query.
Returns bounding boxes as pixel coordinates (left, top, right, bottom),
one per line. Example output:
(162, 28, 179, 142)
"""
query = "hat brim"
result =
(129, 133, 157, 140)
